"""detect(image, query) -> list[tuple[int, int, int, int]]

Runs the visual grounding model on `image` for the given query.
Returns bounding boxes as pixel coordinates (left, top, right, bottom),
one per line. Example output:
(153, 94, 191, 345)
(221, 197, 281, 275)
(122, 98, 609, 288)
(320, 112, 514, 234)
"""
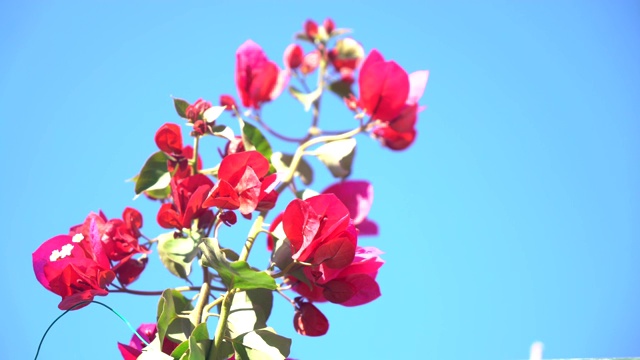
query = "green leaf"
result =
(270, 233, 312, 290)
(200, 238, 277, 291)
(240, 120, 273, 160)
(270, 152, 314, 185)
(313, 138, 356, 178)
(170, 340, 190, 359)
(232, 328, 291, 360)
(135, 151, 170, 195)
(158, 233, 198, 280)
(227, 289, 274, 339)
(173, 97, 190, 118)
(157, 289, 194, 346)
(188, 323, 211, 360)
(328, 80, 354, 99)
(289, 86, 322, 112)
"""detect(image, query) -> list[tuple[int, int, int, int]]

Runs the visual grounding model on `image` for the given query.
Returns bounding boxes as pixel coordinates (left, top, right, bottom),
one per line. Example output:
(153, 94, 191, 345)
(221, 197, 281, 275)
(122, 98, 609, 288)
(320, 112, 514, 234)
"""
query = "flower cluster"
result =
(33, 209, 148, 309)
(32, 16, 429, 359)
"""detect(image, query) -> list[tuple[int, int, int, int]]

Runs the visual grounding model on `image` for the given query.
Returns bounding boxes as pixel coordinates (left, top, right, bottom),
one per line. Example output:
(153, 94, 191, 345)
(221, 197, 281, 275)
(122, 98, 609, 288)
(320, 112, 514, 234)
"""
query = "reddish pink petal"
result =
(312, 233, 356, 269)
(115, 257, 148, 285)
(157, 203, 182, 229)
(293, 300, 329, 337)
(219, 151, 270, 184)
(321, 180, 373, 225)
(202, 180, 240, 210)
(339, 273, 381, 307)
(357, 218, 379, 236)
(283, 199, 321, 262)
(359, 60, 409, 122)
(236, 166, 262, 215)
(118, 343, 142, 360)
(322, 279, 357, 304)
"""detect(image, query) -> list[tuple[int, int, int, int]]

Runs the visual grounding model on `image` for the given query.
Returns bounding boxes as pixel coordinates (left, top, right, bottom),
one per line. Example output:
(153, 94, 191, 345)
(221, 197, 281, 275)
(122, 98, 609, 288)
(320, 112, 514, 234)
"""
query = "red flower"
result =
(157, 174, 214, 230)
(358, 49, 410, 122)
(185, 98, 212, 122)
(33, 217, 115, 310)
(155, 123, 183, 156)
(321, 180, 378, 236)
(282, 194, 357, 269)
(290, 246, 384, 306)
(71, 209, 149, 262)
(293, 298, 329, 337)
(283, 44, 304, 70)
(203, 151, 280, 215)
(117, 323, 179, 360)
(113, 256, 147, 286)
(373, 70, 429, 150)
(236, 40, 288, 109)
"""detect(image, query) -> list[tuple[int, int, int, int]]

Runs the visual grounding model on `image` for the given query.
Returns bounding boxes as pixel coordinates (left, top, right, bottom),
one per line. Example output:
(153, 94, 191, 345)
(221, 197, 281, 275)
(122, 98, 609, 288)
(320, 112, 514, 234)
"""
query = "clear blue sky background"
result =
(2, 1, 639, 359)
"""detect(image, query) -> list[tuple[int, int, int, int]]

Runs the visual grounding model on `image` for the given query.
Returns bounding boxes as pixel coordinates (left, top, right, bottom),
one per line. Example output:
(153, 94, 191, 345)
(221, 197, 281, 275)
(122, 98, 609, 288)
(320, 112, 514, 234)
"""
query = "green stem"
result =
(192, 282, 210, 326)
(191, 135, 200, 175)
(276, 124, 369, 194)
(239, 213, 265, 262)
(208, 290, 234, 360)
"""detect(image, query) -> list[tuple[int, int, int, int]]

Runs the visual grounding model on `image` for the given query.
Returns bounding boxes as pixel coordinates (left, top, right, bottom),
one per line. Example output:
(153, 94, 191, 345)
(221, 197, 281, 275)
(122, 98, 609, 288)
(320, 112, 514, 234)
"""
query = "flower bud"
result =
(283, 44, 304, 70)
(219, 95, 237, 111)
(293, 298, 329, 336)
(304, 19, 318, 39)
(323, 18, 335, 35)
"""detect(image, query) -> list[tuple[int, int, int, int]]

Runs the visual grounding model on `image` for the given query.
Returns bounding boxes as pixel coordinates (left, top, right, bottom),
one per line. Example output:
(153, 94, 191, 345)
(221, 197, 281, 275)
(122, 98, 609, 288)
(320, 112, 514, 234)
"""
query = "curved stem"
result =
(239, 213, 265, 262)
(208, 290, 235, 360)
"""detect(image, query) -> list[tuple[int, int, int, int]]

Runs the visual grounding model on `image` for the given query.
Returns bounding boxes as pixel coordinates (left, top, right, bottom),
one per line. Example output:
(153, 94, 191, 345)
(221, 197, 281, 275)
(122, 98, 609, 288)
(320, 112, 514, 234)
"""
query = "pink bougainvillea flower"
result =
(290, 246, 384, 307)
(33, 217, 115, 310)
(321, 180, 378, 236)
(282, 194, 357, 269)
(117, 323, 179, 360)
(293, 298, 329, 337)
(203, 151, 280, 215)
(157, 174, 214, 230)
(373, 70, 429, 151)
(283, 43, 304, 70)
(236, 40, 288, 109)
(358, 49, 410, 122)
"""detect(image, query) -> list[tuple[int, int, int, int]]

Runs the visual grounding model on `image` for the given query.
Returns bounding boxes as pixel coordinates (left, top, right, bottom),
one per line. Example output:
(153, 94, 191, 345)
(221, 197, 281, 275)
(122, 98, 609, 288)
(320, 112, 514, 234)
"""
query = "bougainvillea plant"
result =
(32, 17, 428, 360)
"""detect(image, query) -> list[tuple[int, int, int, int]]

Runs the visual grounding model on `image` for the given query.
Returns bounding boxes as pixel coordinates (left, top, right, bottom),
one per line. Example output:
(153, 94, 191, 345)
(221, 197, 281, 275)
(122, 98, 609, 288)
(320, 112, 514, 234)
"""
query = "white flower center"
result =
(72, 233, 84, 243)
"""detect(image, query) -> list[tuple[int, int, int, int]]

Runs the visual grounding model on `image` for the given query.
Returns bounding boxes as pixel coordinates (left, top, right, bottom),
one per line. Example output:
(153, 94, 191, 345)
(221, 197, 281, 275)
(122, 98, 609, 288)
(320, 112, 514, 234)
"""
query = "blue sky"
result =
(2, 1, 639, 359)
